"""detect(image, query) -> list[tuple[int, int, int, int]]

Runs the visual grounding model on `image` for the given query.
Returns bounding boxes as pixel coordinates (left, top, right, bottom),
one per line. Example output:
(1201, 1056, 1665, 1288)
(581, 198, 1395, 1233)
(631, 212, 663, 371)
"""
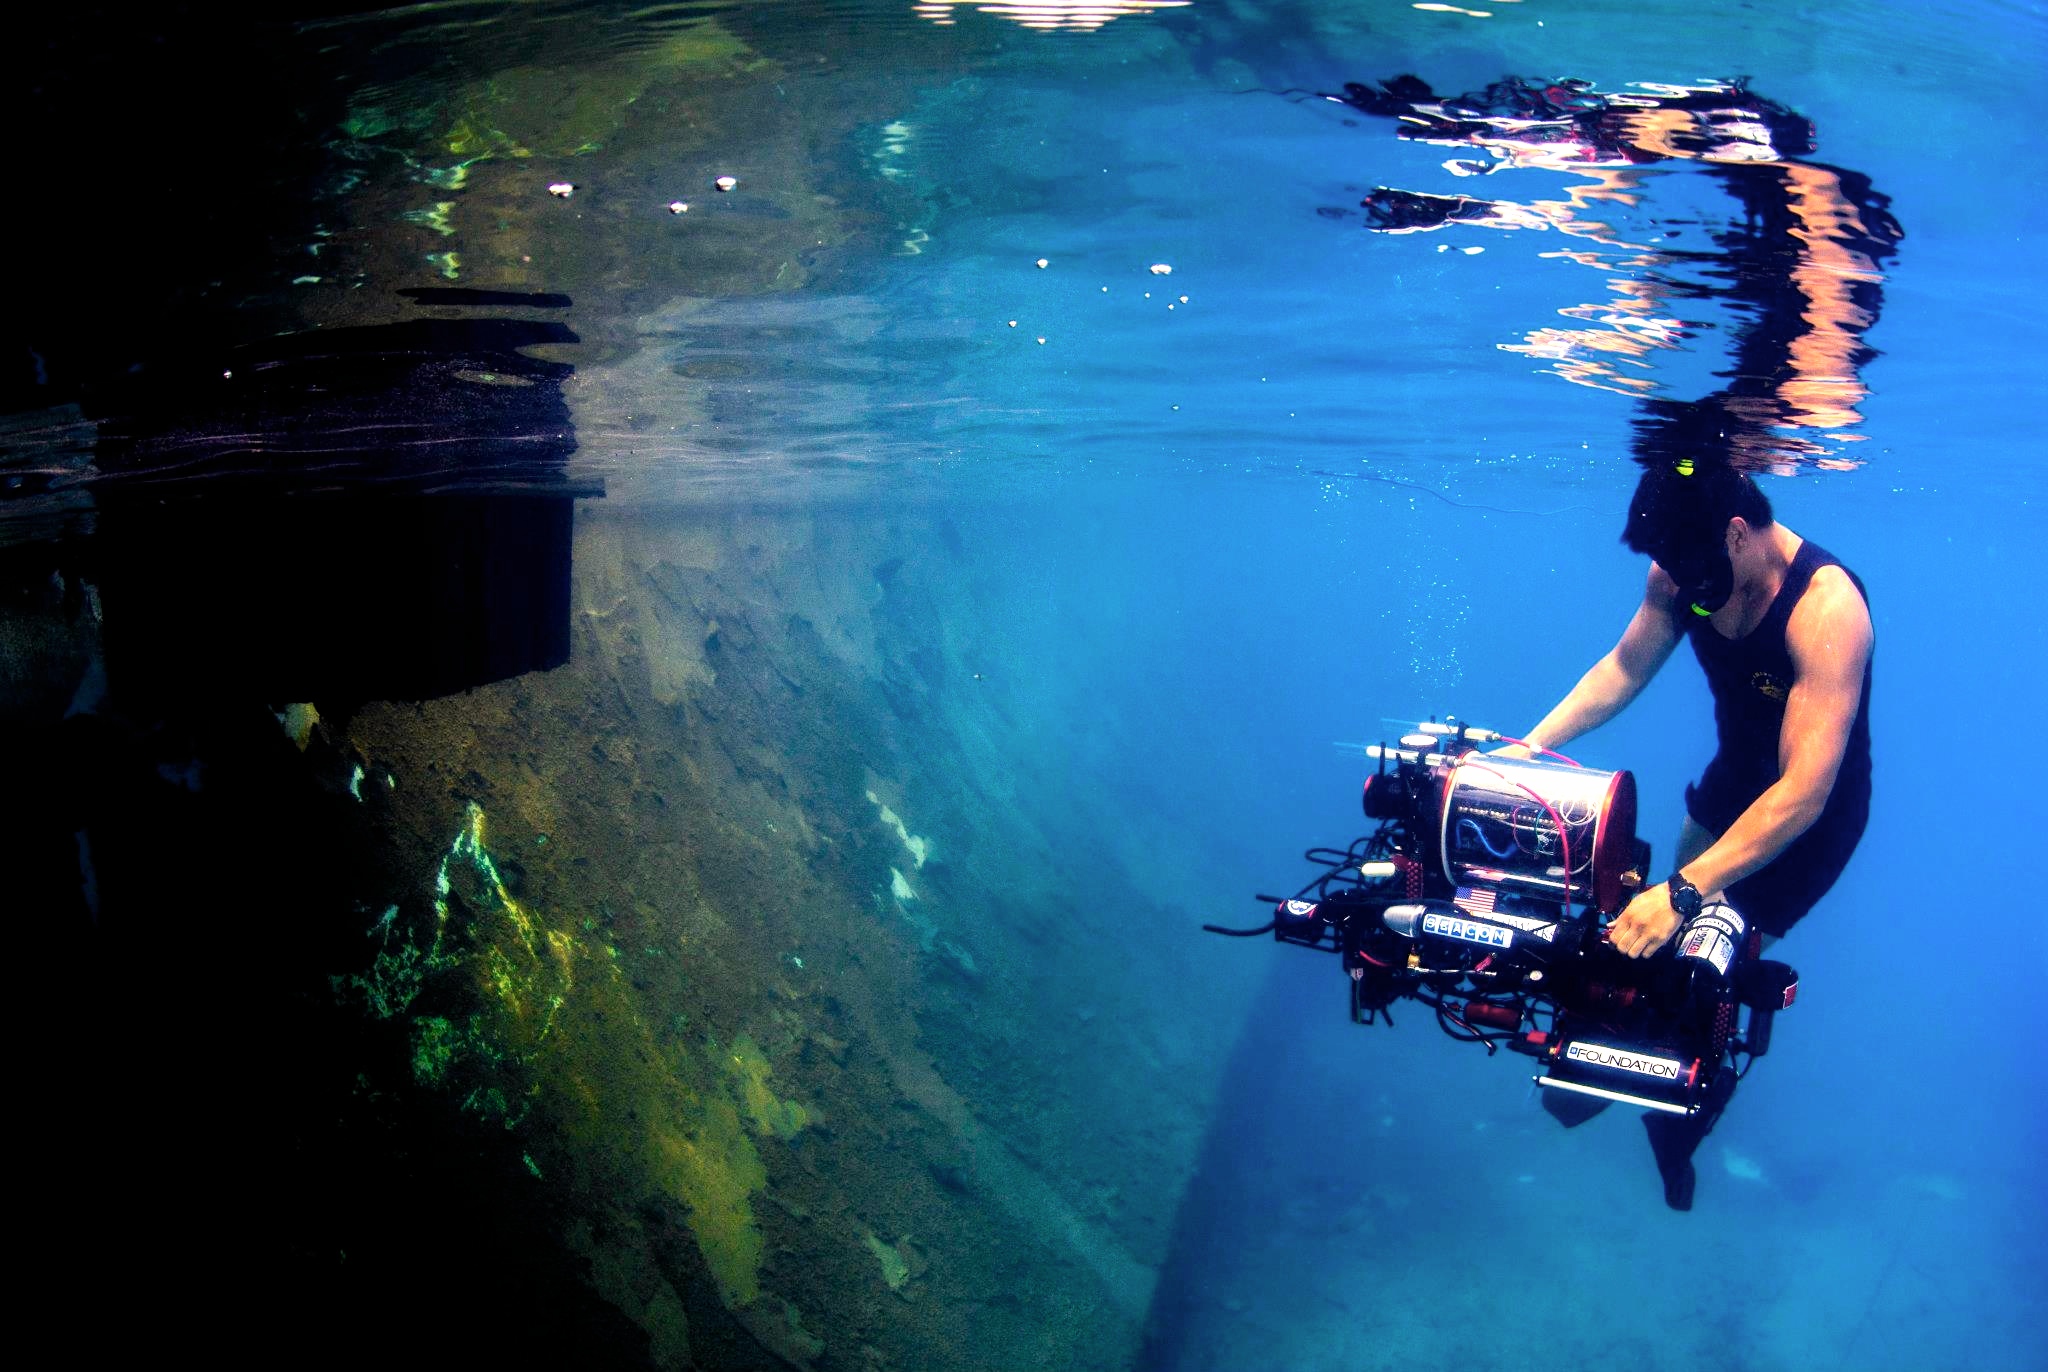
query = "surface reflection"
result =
(914, 0, 1190, 30)
(40, 303, 591, 702)
(1332, 75, 1904, 472)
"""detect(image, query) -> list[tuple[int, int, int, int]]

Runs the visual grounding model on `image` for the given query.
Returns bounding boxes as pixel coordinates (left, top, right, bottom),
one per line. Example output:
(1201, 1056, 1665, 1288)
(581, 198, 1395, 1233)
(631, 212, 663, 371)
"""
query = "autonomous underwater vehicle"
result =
(1210, 718, 1799, 1117)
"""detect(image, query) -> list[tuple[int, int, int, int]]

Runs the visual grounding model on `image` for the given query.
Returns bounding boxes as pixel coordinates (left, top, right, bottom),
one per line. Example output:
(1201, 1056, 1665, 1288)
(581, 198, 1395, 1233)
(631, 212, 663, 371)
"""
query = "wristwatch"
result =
(1667, 874, 1703, 920)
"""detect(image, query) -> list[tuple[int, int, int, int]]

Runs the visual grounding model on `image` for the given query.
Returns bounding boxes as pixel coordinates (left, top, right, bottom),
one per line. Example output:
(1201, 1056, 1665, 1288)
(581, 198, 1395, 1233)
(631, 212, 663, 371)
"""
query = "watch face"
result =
(1671, 879, 1702, 916)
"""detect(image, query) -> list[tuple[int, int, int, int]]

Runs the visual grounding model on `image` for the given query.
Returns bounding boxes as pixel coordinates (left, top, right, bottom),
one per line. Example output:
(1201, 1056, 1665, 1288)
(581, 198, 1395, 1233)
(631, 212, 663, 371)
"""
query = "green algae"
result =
(348, 16, 766, 178)
(410, 1015, 457, 1086)
(354, 799, 814, 1313)
(728, 1033, 811, 1141)
(335, 902, 453, 1021)
(863, 1230, 912, 1291)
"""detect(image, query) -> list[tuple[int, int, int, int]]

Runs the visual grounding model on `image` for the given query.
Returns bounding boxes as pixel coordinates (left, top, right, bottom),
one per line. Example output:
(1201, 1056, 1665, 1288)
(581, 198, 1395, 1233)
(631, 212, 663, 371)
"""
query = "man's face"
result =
(1655, 522, 1735, 618)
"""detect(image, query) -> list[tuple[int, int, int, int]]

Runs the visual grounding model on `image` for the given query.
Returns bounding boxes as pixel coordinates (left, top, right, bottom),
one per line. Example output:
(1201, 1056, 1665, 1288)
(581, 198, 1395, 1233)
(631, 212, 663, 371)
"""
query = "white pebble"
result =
(668, 201, 689, 214)
(1148, 263, 1173, 275)
(547, 183, 575, 198)
(715, 176, 737, 192)
(1036, 258, 1049, 268)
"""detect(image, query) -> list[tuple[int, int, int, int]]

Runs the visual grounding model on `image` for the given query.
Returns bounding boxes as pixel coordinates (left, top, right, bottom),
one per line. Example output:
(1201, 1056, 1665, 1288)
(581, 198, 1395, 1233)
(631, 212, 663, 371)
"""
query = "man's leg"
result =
(1540, 1090, 1609, 1127)
(1644, 1075, 1734, 1212)
(1642, 814, 1725, 1210)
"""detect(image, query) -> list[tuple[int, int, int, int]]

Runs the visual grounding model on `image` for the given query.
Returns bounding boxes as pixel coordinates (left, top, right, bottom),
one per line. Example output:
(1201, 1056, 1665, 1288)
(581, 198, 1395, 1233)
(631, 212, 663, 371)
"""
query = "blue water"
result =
(660, 4, 2048, 1365)
(8, 1, 2047, 1368)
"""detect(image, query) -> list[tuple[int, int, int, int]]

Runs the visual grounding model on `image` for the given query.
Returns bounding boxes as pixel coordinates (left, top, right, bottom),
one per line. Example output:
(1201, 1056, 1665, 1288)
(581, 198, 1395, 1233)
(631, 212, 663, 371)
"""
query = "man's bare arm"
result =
(1519, 564, 1685, 754)
(1679, 567, 1873, 898)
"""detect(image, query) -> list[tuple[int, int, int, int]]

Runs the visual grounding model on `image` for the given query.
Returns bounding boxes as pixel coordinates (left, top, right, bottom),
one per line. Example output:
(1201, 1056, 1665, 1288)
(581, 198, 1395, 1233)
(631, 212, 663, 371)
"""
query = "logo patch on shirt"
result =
(1751, 671, 1789, 702)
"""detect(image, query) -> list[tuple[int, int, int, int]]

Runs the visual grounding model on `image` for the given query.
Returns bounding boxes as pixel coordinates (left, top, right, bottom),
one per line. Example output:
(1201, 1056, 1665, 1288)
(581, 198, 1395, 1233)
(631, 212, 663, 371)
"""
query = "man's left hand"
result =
(1609, 883, 1683, 959)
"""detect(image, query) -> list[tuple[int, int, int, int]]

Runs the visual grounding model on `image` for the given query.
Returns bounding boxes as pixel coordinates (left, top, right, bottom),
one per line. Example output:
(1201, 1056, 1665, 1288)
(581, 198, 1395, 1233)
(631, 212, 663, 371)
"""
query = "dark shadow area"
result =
(6, 8, 354, 412)
(85, 315, 592, 704)
(2, 303, 635, 1362)
(1136, 953, 1363, 1372)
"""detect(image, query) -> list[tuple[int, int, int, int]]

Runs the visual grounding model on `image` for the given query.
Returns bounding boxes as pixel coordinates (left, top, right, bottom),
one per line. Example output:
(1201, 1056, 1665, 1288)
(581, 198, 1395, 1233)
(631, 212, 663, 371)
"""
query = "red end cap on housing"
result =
(1589, 768, 1638, 914)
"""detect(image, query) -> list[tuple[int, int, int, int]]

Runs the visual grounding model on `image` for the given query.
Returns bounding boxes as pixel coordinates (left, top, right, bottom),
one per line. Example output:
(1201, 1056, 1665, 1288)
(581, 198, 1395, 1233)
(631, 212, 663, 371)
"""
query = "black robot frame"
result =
(1209, 718, 1800, 1117)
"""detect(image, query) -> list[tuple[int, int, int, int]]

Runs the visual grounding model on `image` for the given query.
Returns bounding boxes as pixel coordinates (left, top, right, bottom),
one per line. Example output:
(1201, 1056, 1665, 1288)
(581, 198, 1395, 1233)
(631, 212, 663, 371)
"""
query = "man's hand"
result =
(1609, 882, 1683, 959)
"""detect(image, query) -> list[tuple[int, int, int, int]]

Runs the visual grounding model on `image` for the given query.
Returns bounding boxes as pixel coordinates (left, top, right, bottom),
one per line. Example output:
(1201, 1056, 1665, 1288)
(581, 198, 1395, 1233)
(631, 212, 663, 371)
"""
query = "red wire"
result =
(1458, 759, 1576, 924)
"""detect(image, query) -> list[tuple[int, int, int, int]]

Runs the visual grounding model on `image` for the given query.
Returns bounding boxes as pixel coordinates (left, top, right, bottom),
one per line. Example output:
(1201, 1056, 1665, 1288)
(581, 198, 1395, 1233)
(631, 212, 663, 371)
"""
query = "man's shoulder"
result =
(1788, 562, 1874, 661)
(1801, 561, 1869, 613)
(1794, 536, 1865, 594)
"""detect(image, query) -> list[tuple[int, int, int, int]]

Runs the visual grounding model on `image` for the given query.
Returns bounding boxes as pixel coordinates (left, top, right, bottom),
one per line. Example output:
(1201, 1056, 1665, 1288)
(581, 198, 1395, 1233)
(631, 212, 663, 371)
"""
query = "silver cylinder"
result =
(1676, 900, 1745, 980)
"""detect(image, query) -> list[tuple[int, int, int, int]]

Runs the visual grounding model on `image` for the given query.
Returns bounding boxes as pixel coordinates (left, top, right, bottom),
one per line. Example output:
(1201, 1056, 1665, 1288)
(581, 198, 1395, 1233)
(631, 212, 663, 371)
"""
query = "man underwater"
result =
(1508, 457, 1874, 1209)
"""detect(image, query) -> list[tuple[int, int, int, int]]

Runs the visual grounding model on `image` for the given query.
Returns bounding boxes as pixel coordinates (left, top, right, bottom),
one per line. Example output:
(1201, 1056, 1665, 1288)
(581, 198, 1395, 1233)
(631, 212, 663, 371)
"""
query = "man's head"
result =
(1621, 459, 1775, 618)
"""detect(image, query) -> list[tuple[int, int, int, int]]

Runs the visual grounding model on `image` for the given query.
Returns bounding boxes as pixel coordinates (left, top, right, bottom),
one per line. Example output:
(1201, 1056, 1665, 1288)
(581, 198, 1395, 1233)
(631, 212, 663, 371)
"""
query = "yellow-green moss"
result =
(434, 20, 762, 163)
(400, 800, 792, 1311)
(277, 701, 319, 750)
(411, 1016, 457, 1085)
(863, 1231, 912, 1291)
(728, 1034, 811, 1140)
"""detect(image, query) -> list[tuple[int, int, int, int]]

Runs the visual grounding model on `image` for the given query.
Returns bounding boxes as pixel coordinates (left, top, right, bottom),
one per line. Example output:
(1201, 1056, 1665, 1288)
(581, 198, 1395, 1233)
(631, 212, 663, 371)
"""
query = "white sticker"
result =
(1422, 911, 1513, 949)
(1565, 1041, 1682, 1080)
(1679, 925, 1736, 976)
(1483, 909, 1559, 941)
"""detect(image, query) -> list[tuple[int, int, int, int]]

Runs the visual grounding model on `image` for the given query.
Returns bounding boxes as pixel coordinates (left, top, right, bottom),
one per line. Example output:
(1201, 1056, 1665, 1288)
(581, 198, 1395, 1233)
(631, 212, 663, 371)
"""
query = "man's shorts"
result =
(1685, 781, 1868, 938)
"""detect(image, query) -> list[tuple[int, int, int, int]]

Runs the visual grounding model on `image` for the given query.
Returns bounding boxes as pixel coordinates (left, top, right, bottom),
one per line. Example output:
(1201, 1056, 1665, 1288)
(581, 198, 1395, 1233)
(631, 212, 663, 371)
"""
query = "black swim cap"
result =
(1621, 457, 1772, 560)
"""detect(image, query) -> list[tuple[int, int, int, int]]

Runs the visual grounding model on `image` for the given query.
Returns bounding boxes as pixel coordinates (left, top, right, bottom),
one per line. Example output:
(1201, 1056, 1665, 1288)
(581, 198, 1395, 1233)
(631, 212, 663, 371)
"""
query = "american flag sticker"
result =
(1454, 886, 1497, 916)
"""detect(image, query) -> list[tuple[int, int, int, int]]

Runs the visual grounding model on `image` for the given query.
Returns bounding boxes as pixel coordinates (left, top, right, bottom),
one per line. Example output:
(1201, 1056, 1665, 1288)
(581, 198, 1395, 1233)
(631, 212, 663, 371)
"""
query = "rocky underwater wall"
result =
(0, 489, 1267, 1369)
(331, 497, 1272, 1370)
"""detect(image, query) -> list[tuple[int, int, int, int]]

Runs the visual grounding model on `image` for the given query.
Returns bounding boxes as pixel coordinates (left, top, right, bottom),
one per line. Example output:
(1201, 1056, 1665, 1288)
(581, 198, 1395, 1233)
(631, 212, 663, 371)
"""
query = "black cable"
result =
(1202, 920, 1278, 938)
(1431, 1002, 1503, 1055)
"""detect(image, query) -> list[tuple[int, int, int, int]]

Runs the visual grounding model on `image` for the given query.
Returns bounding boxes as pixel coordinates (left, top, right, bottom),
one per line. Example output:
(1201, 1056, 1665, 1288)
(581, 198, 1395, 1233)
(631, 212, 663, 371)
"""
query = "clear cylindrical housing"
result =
(1437, 754, 1638, 913)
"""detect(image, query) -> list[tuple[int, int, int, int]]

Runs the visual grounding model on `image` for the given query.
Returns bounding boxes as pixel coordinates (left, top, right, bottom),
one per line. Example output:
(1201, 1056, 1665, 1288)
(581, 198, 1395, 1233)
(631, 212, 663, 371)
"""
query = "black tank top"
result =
(1686, 539, 1872, 834)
